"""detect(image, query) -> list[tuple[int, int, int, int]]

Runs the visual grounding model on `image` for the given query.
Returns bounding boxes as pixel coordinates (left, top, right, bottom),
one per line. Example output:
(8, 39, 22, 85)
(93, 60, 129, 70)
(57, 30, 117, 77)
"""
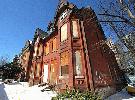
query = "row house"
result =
(20, 40, 32, 81)
(20, 0, 126, 97)
(29, 28, 48, 85)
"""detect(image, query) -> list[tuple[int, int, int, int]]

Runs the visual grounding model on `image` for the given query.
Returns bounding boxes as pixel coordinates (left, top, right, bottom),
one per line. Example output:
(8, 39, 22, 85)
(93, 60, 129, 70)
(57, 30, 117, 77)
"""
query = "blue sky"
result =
(0, 0, 111, 60)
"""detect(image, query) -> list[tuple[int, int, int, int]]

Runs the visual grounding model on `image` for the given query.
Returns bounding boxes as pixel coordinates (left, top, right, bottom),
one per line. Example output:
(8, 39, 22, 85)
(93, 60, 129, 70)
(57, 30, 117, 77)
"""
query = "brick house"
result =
(29, 28, 48, 85)
(20, 40, 33, 81)
(20, 0, 126, 97)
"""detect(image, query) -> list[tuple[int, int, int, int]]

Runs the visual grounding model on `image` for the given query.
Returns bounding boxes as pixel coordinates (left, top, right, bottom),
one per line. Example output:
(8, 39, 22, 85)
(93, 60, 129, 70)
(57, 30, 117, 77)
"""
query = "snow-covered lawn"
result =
(105, 88, 135, 100)
(1, 82, 135, 100)
(0, 82, 56, 100)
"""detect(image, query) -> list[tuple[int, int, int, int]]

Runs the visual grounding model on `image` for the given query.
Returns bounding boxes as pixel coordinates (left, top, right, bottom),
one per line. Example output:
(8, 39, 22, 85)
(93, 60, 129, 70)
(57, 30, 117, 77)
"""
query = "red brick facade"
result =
(20, 0, 126, 96)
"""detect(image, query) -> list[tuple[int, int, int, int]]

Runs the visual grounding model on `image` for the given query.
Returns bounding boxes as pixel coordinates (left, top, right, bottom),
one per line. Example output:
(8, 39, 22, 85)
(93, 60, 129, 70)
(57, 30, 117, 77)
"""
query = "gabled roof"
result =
(53, 0, 75, 25)
(35, 28, 49, 39)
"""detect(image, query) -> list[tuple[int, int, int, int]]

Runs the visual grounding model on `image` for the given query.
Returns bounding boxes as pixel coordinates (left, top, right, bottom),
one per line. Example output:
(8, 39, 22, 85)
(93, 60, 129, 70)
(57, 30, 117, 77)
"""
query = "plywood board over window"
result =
(45, 42, 49, 55)
(72, 20, 79, 38)
(53, 38, 57, 51)
(61, 23, 68, 42)
(36, 63, 40, 77)
(74, 51, 82, 76)
(34, 46, 38, 57)
(50, 59, 57, 83)
(39, 44, 43, 56)
(60, 51, 69, 76)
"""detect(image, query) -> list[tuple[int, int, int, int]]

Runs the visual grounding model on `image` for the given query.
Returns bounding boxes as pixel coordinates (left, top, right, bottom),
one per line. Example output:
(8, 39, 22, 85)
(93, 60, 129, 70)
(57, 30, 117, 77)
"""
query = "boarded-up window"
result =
(51, 41, 53, 52)
(39, 44, 43, 56)
(72, 21, 79, 38)
(50, 60, 57, 83)
(60, 51, 69, 76)
(34, 46, 38, 56)
(53, 38, 57, 51)
(45, 42, 49, 55)
(61, 23, 67, 42)
(36, 63, 40, 77)
(75, 51, 82, 75)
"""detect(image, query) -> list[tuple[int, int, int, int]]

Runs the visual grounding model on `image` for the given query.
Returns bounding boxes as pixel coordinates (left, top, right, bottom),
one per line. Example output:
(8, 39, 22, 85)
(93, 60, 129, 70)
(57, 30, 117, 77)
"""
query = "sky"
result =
(0, 0, 111, 60)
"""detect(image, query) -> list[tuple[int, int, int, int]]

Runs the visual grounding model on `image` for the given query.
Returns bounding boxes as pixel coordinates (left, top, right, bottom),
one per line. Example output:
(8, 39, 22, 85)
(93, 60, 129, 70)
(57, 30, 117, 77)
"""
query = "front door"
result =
(50, 60, 57, 84)
(43, 64, 48, 83)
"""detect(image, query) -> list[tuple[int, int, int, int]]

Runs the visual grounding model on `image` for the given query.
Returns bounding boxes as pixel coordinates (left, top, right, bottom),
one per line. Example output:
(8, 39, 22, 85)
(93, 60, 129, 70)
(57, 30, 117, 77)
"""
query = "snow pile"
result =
(0, 82, 57, 100)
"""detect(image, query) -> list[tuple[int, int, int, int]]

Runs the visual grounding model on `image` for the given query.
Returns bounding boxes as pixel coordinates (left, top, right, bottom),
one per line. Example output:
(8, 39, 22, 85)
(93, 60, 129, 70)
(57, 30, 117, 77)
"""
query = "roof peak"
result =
(59, 0, 67, 5)
(58, 0, 68, 10)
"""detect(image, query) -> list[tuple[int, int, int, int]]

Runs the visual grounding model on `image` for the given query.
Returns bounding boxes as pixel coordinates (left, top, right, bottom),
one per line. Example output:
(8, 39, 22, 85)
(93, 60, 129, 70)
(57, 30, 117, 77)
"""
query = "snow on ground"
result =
(1, 81, 135, 100)
(105, 88, 135, 100)
(0, 82, 56, 100)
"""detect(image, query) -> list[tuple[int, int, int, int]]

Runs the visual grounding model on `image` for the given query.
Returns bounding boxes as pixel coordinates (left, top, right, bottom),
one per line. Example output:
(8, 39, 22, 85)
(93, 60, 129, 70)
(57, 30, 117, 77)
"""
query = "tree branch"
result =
(119, 0, 135, 19)
(98, 13, 135, 27)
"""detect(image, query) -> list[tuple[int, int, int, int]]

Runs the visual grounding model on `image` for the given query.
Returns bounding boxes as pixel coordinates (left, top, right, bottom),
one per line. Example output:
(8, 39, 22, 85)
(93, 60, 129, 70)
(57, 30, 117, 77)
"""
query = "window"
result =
(33, 46, 38, 56)
(72, 21, 79, 38)
(45, 42, 49, 55)
(61, 65, 68, 75)
(38, 44, 43, 56)
(53, 38, 57, 51)
(51, 41, 53, 52)
(60, 51, 69, 76)
(74, 51, 82, 76)
(61, 23, 68, 42)
(36, 63, 40, 77)
(60, 10, 68, 22)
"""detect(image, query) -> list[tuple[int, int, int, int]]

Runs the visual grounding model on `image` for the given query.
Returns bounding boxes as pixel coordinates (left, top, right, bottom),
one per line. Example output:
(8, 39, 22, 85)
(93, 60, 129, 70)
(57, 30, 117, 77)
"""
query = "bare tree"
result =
(0, 56, 9, 67)
(96, 0, 135, 61)
(119, 0, 135, 19)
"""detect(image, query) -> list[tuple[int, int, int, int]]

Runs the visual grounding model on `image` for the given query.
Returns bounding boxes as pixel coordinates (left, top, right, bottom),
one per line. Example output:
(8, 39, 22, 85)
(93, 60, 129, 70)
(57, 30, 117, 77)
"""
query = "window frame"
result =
(60, 23, 68, 42)
(71, 20, 80, 38)
(60, 51, 69, 76)
(74, 50, 82, 76)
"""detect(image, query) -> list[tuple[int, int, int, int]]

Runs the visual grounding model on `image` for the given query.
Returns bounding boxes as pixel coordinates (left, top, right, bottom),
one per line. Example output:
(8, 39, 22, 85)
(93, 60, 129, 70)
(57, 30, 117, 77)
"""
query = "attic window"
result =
(60, 10, 68, 22)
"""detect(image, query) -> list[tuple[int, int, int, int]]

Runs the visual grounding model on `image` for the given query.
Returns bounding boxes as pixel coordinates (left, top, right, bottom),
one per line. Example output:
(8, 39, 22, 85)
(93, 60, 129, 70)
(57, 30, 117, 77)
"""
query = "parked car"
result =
(126, 75, 135, 95)
(4, 79, 15, 84)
